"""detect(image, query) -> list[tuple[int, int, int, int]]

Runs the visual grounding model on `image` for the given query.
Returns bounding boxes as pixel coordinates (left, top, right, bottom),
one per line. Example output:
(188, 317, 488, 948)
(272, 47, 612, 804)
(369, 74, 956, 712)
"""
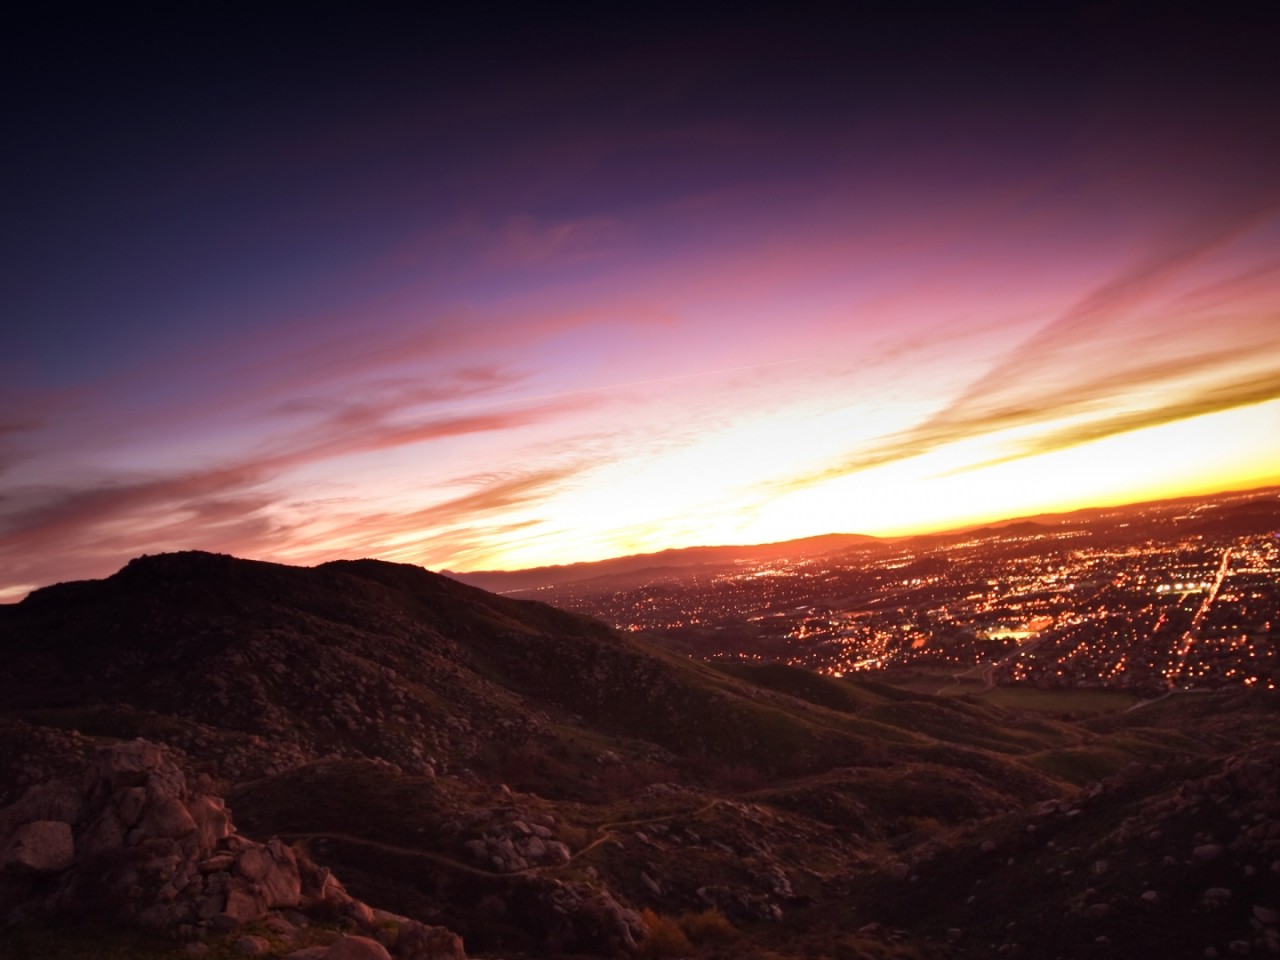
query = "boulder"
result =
(2, 819, 75, 874)
(324, 935, 392, 960)
(144, 797, 199, 840)
(394, 921, 466, 960)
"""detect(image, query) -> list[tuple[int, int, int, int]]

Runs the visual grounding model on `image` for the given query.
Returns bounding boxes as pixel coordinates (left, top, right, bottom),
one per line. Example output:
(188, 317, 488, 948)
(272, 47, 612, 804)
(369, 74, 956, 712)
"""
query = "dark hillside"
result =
(2, 552, 1276, 959)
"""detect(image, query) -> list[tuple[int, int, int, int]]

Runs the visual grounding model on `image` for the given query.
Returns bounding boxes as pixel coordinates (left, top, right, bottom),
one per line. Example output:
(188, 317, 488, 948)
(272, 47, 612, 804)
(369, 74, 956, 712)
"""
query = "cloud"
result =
(942, 369, 1280, 476)
(0, 389, 594, 599)
(924, 200, 1280, 432)
(480, 215, 622, 269)
(773, 204, 1280, 493)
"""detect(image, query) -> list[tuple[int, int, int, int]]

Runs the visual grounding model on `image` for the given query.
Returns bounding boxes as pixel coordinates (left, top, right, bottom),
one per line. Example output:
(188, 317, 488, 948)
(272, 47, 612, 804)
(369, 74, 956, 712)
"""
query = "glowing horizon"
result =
(4, 8, 1279, 601)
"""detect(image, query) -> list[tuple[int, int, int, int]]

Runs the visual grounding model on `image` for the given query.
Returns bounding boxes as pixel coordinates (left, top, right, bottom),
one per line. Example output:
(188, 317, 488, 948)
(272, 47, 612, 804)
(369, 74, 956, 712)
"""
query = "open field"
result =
(871, 670, 1141, 715)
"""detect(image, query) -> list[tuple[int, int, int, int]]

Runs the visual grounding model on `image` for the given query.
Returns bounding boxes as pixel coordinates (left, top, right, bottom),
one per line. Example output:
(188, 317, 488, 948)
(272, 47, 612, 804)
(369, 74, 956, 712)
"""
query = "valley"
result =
(1, 496, 1278, 959)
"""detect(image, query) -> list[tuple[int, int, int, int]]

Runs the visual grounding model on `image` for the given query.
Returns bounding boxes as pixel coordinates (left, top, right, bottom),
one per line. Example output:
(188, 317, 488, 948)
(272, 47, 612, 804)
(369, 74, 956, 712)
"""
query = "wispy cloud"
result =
(0, 387, 595, 599)
(774, 205, 1280, 492)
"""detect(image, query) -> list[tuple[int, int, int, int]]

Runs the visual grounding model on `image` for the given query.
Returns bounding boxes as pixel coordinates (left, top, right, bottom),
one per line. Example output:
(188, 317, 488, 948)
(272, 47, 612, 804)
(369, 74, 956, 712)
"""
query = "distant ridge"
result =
(446, 532, 883, 593)
(448, 485, 1280, 595)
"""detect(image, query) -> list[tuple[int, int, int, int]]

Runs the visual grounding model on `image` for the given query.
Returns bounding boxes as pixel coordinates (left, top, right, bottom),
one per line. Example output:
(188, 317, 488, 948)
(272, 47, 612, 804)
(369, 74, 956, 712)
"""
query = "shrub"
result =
(639, 908, 695, 958)
(678, 907, 738, 944)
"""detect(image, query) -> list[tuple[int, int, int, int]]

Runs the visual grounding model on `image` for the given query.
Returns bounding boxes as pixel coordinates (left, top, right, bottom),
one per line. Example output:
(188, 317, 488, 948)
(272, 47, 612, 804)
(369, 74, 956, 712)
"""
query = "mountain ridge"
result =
(3, 551, 1278, 959)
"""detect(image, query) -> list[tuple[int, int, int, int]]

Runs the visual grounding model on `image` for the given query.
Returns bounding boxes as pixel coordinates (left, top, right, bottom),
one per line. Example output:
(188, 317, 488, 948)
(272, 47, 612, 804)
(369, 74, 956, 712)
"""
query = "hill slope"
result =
(2, 552, 1277, 959)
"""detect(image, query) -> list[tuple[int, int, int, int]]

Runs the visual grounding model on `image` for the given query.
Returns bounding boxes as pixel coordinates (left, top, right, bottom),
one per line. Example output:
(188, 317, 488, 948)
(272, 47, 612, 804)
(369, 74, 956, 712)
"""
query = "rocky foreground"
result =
(2, 552, 1279, 959)
(1, 738, 466, 958)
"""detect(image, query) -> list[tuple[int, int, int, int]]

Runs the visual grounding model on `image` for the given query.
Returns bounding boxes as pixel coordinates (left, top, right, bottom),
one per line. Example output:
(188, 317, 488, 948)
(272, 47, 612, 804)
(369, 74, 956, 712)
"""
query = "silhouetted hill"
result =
(446, 533, 883, 594)
(2, 552, 1277, 959)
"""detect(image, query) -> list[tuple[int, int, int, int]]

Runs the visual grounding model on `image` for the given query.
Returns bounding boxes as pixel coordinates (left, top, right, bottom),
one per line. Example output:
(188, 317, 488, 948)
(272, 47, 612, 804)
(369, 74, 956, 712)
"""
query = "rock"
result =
(0, 738, 465, 953)
(222, 885, 265, 923)
(144, 797, 199, 839)
(83, 808, 127, 856)
(2, 819, 75, 874)
(544, 841, 571, 864)
(259, 842, 302, 908)
(1194, 844, 1224, 862)
(1204, 888, 1233, 908)
(235, 935, 272, 954)
(324, 935, 393, 960)
(1254, 905, 1279, 925)
(116, 787, 149, 827)
(1141, 890, 1160, 905)
(189, 796, 233, 847)
(0, 781, 83, 834)
(238, 846, 271, 880)
(394, 921, 465, 960)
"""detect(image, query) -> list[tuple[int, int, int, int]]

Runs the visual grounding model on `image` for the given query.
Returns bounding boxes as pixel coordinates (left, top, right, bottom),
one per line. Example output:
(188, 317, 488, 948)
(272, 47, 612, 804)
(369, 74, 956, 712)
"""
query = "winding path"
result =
(277, 799, 725, 879)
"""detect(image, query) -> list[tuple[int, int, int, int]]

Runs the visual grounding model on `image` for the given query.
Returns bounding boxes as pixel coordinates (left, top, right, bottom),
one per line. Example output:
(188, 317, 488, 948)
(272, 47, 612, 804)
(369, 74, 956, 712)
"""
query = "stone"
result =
(83, 808, 127, 856)
(324, 935, 392, 960)
(2, 820, 75, 874)
(223, 885, 265, 923)
(260, 853, 302, 908)
(1204, 888, 1233, 908)
(395, 921, 466, 960)
(1194, 844, 1224, 862)
(263, 913, 297, 936)
(235, 935, 272, 954)
(189, 796, 233, 847)
(544, 841, 571, 864)
(237, 846, 270, 880)
(1254, 905, 1279, 925)
(116, 787, 149, 828)
(145, 797, 199, 839)
(0, 781, 83, 833)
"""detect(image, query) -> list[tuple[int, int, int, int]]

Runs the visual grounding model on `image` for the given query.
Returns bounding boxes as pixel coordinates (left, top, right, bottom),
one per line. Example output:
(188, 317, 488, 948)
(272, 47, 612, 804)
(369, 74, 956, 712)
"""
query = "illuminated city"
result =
(523, 489, 1280, 698)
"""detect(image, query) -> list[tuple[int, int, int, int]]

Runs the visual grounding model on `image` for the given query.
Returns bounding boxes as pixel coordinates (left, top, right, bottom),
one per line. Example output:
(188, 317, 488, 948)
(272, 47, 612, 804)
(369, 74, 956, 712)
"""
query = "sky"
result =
(3, 5, 1280, 600)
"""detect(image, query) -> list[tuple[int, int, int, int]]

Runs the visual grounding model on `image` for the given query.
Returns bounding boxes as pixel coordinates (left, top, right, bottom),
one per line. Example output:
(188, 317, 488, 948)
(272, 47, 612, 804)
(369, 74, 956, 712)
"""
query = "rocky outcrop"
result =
(451, 807, 571, 873)
(2, 820, 75, 874)
(541, 879, 646, 955)
(0, 739, 464, 959)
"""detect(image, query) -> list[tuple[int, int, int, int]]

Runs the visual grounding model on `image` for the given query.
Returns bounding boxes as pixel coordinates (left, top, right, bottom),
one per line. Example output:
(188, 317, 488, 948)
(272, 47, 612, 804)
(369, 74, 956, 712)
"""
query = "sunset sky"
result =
(4, 6, 1280, 600)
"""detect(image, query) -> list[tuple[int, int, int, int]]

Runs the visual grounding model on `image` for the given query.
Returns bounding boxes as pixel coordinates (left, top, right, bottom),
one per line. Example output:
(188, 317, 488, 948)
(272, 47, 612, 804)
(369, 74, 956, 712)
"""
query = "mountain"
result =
(446, 533, 884, 594)
(446, 487, 1280, 598)
(2, 551, 1278, 959)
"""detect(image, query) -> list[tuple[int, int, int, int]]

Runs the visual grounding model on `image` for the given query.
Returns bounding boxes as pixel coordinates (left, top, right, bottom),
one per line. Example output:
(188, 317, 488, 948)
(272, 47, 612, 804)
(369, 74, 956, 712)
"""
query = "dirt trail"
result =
(279, 799, 725, 878)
